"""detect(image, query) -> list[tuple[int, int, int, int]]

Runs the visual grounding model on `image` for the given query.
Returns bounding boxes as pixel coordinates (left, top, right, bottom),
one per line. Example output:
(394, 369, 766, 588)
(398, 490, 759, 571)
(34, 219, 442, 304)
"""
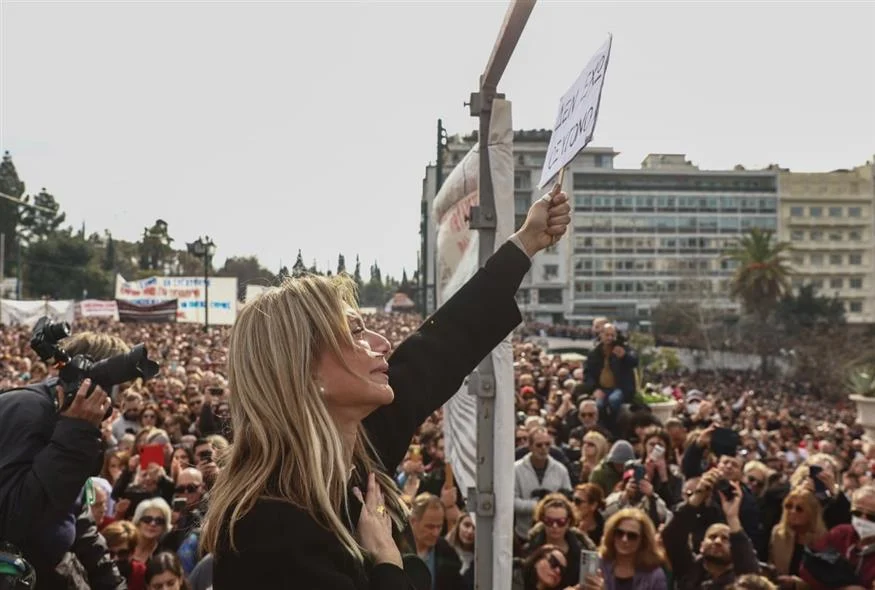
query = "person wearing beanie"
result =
(589, 440, 636, 497)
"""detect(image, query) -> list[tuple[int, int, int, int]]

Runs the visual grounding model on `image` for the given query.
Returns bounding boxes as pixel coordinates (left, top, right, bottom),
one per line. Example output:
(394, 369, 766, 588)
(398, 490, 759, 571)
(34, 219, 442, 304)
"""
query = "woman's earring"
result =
(318, 385, 325, 395)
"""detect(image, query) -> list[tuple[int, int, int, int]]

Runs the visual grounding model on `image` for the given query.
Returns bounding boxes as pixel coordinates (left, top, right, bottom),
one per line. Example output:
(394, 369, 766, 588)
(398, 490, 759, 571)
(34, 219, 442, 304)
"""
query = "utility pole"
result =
(422, 119, 449, 316)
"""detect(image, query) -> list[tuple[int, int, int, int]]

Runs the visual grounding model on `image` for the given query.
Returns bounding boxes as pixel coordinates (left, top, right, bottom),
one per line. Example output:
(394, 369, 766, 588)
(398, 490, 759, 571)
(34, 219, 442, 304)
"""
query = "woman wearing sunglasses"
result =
(132, 498, 173, 564)
(513, 544, 572, 590)
(526, 494, 598, 587)
(769, 487, 826, 587)
(594, 508, 667, 590)
(573, 484, 606, 546)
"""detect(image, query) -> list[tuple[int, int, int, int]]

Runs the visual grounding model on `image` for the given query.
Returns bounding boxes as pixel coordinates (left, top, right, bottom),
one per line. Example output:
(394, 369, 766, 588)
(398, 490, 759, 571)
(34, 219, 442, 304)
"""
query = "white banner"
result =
(432, 98, 515, 590)
(539, 35, 613, 188)
(75, 299, 120, 321)
(244, 284, 268, 303)
(115, 275, 238, 326)
(0, 299, 75, 327)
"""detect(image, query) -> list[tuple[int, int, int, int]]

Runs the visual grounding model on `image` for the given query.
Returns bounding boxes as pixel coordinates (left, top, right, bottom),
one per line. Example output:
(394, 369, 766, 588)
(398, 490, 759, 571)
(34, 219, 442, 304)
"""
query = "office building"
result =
(779, 163, 875, 323)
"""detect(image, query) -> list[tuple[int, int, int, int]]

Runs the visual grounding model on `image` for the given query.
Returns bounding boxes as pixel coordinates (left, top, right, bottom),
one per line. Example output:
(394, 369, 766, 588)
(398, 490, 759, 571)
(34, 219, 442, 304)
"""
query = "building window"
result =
(810, 207, 822, 217)
(830, 254, 843, 265)
(850, 254, 863, 265)
(828, 231, 843, 242)
(850, 302, 863, 313)
(810, 279, 824, 289)
(849, 207, 862, 218)
(790, 206, 804, 217)
(514, 172, 531, 189)
(828, 206, 842, 217)
(516, 289, 531, 304)
(810, 254, 824, 266)
(791, 254, 804, 266)
(850, 278, 864, 289)
(537, 288, 563, 304)
(790, 230, 804, 241)
(542, 264, 559, 281)
(850, 230, 862, 241)
(830, 278, 843, 289)
(810, 231, 823, 242)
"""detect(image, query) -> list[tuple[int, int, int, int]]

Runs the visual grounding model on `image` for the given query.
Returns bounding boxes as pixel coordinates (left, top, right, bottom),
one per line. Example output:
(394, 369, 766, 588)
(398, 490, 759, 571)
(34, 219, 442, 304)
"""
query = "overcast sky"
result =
(1, 1, 873, 278)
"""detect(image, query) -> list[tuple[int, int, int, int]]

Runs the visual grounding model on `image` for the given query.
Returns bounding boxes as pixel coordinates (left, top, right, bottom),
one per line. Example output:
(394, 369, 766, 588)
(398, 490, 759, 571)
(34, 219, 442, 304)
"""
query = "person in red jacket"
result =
(800, 484, 875, 590)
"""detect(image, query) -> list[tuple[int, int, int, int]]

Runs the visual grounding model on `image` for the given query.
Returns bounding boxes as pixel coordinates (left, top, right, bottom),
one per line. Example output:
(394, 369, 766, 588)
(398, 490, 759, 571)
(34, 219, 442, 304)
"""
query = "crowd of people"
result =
(1, 287, 873, 590)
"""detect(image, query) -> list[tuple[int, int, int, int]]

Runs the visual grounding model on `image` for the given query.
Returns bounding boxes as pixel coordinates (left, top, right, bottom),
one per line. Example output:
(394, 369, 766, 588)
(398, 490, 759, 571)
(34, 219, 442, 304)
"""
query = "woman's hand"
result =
(353, 473, 402, 568)
(583, 572, 605, 590)
(514, 185, 571, 256)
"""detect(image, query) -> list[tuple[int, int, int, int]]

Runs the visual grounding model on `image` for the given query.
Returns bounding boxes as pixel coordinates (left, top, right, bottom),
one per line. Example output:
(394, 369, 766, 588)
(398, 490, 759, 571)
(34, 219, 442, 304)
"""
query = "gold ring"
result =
(376, 505, 386, 515)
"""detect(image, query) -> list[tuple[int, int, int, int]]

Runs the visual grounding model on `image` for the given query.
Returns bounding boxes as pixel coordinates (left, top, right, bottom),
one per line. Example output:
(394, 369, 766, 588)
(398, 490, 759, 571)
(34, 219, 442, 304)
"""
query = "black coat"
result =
(213, 241, 530, 590)
(582, 343, 638, 399)
(0, 382, 123, 589)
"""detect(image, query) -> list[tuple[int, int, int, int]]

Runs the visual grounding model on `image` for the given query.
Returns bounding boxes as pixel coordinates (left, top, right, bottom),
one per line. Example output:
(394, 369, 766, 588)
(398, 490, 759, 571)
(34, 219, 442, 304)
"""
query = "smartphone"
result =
(650, 444, 665, 462)
(172, 497, 187, 512)
(579, 550, 600, 583)
(140, 444, 165, 470)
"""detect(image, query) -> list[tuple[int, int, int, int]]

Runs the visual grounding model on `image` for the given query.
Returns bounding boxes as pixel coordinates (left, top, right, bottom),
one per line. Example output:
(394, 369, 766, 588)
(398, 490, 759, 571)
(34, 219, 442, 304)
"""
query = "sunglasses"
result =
(615, 529, 641, 542)
(139, 516, 167, 527)
(852, 509, 875, 523)
(784, 503, 805, 513)
(543, 517, 569, 528)
(747, 476, 764, 486)
(580, 412, 597, 418)
(546, 553, 566, 574)
(174, 484, 199, 494)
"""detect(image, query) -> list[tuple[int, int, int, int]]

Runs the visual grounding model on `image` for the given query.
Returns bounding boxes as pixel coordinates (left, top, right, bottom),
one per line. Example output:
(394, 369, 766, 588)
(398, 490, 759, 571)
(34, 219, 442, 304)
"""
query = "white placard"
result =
(538, 35, 613, 188)
(76, 299, 120, 320)
(0, 299, 75, 327)
(115, 275, 238, 325)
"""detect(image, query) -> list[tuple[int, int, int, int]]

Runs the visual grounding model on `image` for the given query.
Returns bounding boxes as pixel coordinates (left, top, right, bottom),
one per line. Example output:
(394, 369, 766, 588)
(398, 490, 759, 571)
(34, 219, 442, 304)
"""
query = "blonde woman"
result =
(580, 431, 609, 483)
(201, 193, 571, 588)
(769, 488, 826, 584)
(596, 508, 668, 589)
(789, 453, 849, 529)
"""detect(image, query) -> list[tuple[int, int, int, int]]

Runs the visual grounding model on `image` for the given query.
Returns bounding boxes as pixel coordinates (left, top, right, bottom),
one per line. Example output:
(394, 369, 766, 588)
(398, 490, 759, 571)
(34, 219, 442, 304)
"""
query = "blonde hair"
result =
(200, 274, 406, 562)
(583, 431, 609, 462)
(790, 453, 839, 488)
(599, 508, 666, 572)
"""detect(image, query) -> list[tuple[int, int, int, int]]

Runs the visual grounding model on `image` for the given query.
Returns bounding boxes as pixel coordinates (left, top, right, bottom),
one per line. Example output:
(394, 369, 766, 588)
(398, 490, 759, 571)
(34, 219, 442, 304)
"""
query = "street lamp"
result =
(187, 236, 216, 332)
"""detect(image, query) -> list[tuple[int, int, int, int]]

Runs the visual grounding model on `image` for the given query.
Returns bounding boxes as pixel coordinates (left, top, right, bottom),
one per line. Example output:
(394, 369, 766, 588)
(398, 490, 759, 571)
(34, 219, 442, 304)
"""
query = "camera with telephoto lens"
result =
(29, 316, 159, 418)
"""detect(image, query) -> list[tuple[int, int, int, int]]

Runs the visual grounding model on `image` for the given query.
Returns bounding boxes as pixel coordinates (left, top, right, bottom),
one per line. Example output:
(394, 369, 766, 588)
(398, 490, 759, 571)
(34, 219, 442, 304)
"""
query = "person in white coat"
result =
(514, 428, 572, 539)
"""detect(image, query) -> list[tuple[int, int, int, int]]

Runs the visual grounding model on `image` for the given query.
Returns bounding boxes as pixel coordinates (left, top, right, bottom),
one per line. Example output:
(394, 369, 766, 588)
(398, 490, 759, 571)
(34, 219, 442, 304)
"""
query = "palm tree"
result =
(723, 228, 793, 371)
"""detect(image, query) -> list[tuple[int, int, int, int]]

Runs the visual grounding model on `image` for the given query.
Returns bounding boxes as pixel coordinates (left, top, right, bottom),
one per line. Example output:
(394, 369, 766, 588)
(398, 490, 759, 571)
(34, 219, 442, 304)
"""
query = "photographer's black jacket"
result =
(0, 381, 119, 586)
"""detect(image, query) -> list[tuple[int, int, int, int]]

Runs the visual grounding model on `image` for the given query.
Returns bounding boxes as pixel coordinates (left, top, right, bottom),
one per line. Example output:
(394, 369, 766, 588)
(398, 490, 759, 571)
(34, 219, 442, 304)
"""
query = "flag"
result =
(432, 98, 515, 590)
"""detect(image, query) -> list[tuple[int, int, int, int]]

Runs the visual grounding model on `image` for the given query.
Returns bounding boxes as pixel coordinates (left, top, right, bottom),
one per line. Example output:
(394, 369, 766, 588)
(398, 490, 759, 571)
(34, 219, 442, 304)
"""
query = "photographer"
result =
(0, 331, 131, 589)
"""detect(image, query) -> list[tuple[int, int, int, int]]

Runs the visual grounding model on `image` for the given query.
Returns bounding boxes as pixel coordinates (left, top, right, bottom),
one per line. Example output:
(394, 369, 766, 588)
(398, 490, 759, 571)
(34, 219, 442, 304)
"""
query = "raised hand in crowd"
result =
(513, 184, 571, 256)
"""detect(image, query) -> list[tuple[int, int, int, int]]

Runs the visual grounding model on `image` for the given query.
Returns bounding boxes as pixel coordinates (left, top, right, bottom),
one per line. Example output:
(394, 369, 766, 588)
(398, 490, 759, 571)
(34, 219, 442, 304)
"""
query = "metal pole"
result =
(16, 237, 22, 299)
(467, 3, 536, 588)
(0, 233, 5, 321)
(204, 253, 210, 333)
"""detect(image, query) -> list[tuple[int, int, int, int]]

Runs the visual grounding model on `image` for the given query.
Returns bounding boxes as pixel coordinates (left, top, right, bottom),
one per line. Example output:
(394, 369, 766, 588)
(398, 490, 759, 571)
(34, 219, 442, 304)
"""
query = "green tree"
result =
(776, 284, 845, 336)
(23, 229, 111, 299)
(0, 151, 25, 281)
(724, 228, 793, 371)
(292, 250, 306, 277)
(217, 255, 274, 300)
(353, 255, 363, 289)
(102, 232, 117, 272)
(18, 188, 66, 244)
(138, 219, 174, 271)
(337, 254, 346, 276)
